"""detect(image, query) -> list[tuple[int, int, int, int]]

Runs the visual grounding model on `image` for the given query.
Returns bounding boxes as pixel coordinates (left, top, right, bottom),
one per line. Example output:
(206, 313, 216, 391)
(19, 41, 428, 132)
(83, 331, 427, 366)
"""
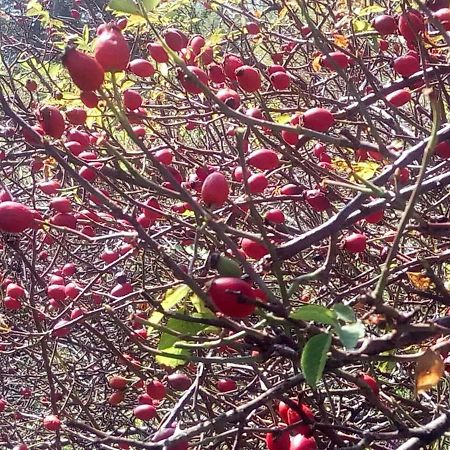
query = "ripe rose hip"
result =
(371, 14, 397, 35)
(222, 54, 243, 80)
(146, 379, 166, 400)
(303, 107, 335, 132)
(265, 429, 290, 450)
(344, 233, 367, 253)
(360, 373, 379, 396)
(246, 22, 260, 34)
(216, 88, 241, 109)
(241, 238, 269, 259)
(66, 107, 87, 125)
(217, 378, 237, 392)
(201, 171, 229, 207)
(290, 434, 318, 450)
(304, 189, 330, 212)
(39, 106, 65, 139)
(321, 51, 349, 70)
(235, 65, 261, 92)
(147, 42, 169, 63)
(208, 63, 226, 83)
(133, 404, 156, 421)
(247, 173, 268, 194)
(123, 89, 143, 110)
(129, 58, 155, 77)
(179, 66, 208, 94)
(167, 372, 192, 391)
(247, 149, 279, 170)
(435, 140, 450, 158)
(108, 375, 128, 390)
(393, 55, 420, 77)
(265, 208, 285, 224)
(62, 47, 104, 91)
(108, 390, 125, 405)
(0, 201, 34, 233)
(94, 24, 130, 72)
(163, 28, 185, 51)
(270, 71, 290, 90)
(43, 414, 61, 431)
(386, 89, 411, 107)
(208, 277, 256, 318)
(398, 10, 424, 42)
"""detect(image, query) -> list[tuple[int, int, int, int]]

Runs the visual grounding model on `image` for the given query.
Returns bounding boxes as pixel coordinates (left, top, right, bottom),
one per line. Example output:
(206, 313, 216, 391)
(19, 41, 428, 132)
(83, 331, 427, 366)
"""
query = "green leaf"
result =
(148, 284, 191, 324)
(108, 0, 141, 15)
(301, 333, 331, 388)
(336, 322, 365, 349)
(353, 18, 372, 32)
(108, 0, 159, 16)
(143, 0, 160, 11)
(290, 305, 338, 326)
(156, 312, 208, 368)
(333, 304, 356, 323)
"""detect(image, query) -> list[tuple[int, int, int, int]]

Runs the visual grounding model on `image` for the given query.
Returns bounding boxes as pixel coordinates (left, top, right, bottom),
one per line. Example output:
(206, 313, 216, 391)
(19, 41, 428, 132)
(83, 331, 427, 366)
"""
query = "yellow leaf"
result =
(278, 7, 288, 19)
(415, 348, 444, 395)
(334, 34, 349, 49)
(352, 161, 379, 180)
(407, 272, 431, 291)
(312, 55, 322, 72)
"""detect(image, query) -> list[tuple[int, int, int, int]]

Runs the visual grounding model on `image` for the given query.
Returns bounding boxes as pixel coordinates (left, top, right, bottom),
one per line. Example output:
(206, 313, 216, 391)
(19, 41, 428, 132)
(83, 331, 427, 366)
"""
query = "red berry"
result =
(386, 89, 411, 107)
(6, 283, 26, 298)
(208, 63, 226, 83)
(50, 212, 77, 229)
(435, 140, 450, 158)
(80, 91, 99, 108)
(247, 173, 268, 194)
(39, 106, 65, 139)
(270, 71, 291, 90)
(246, 22, 260, 34)
(235, 65, 261, 92)
(217, 378, 237, 392)
(209, 277, 256, 318)
(290, 434, 317, 450)
(129, 59, 155, 77)
(123, 89, 143, 110)
(241, 238, 269, 259)
(0, 201, 34, 233)
(265, 429, 290, 450)
(147, 42, 169, 63)
(111, 282, 133, 298)
(201, 171, 230, 207)
(43, 414, 61, 431)
(66, 108, 87, 125)
(108, 390, 125, 405)
(117, 18, 128, 30)
(216, 88, 241, 109)
(222, 54, 243, 80)
(248, 149, 279, 170)
(304, 189, 330, 212)
(146, 379, 166, 400)
(321, 51, 349, 70)
(393, 55, 420, 77)
(108, 375, 128, 390)
(47, 284, 66, 302)
(167, 372, 192, 391)
(26, 79, 37, 91)
(360, 373, 379, 396)
(265, 208, 285, 224)
(179, 66, 208, 94)
(133, 404, 156, 421)
(398, 10, 424, 42)
(50, 197, 72, 213)
(303, 107, 335, 132)
(372, 15, 397, 35)
(4, 297, 22, 310)
(62, 47, 105, 91)
(365, 208, 384, 224)
(94, 24, 130, 72)
(164, 28, 185, 51)
(344, 233, 367, 253)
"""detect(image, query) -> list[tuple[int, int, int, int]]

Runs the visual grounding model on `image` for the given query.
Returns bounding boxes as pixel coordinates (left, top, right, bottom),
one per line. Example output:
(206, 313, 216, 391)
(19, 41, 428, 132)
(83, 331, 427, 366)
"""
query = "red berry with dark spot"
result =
(146, 379, 166, 400)
(209, 277, 256, 318)
(39, 106, 65, 139)
(208, 63, 226, 83)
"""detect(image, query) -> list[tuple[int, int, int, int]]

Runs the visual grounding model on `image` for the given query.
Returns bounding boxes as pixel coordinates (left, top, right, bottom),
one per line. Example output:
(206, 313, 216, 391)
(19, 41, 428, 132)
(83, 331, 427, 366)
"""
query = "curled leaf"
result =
(415, 348, 444, 395)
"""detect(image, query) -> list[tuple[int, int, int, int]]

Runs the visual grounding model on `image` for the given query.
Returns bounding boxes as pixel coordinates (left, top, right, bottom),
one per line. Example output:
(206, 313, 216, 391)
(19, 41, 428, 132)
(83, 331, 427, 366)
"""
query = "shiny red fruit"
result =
(265, 429, 290, 450)
(241, 238, 269, 259)
(248, 149, 279, 170)
(0, 201, 34, 233)
(360, 373, 379, 396)
(270, 71, 290, 90)
(321, 51, 349, 70)
(129, 58, 155, 77)
(372, 14, 397, 35)
(39, 106, 65, 139)
(209, 277, 256, 318)
(201, 171, 229, 207)
(344, 233, 367, 253)
(304, 189, 330, 212)
(386, 89, 411, 107)
(398, 10, 424, 42)
(217, 378, 237, 392)
(62, 47, 104, 91)
(303, 108, 335, 132)
(393, 55, 420, 77)
(43, 414, 61, 431)
(235, 65, 261, 92)
(179, 66, 208, 94)
(290, 434, 317, 450)
(133, 404, 156, 421)
(216, 88, 241, 109)
(94, 24, 130, 72)
(248, 173, 268, 194)
(223, 54, 243, 80)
